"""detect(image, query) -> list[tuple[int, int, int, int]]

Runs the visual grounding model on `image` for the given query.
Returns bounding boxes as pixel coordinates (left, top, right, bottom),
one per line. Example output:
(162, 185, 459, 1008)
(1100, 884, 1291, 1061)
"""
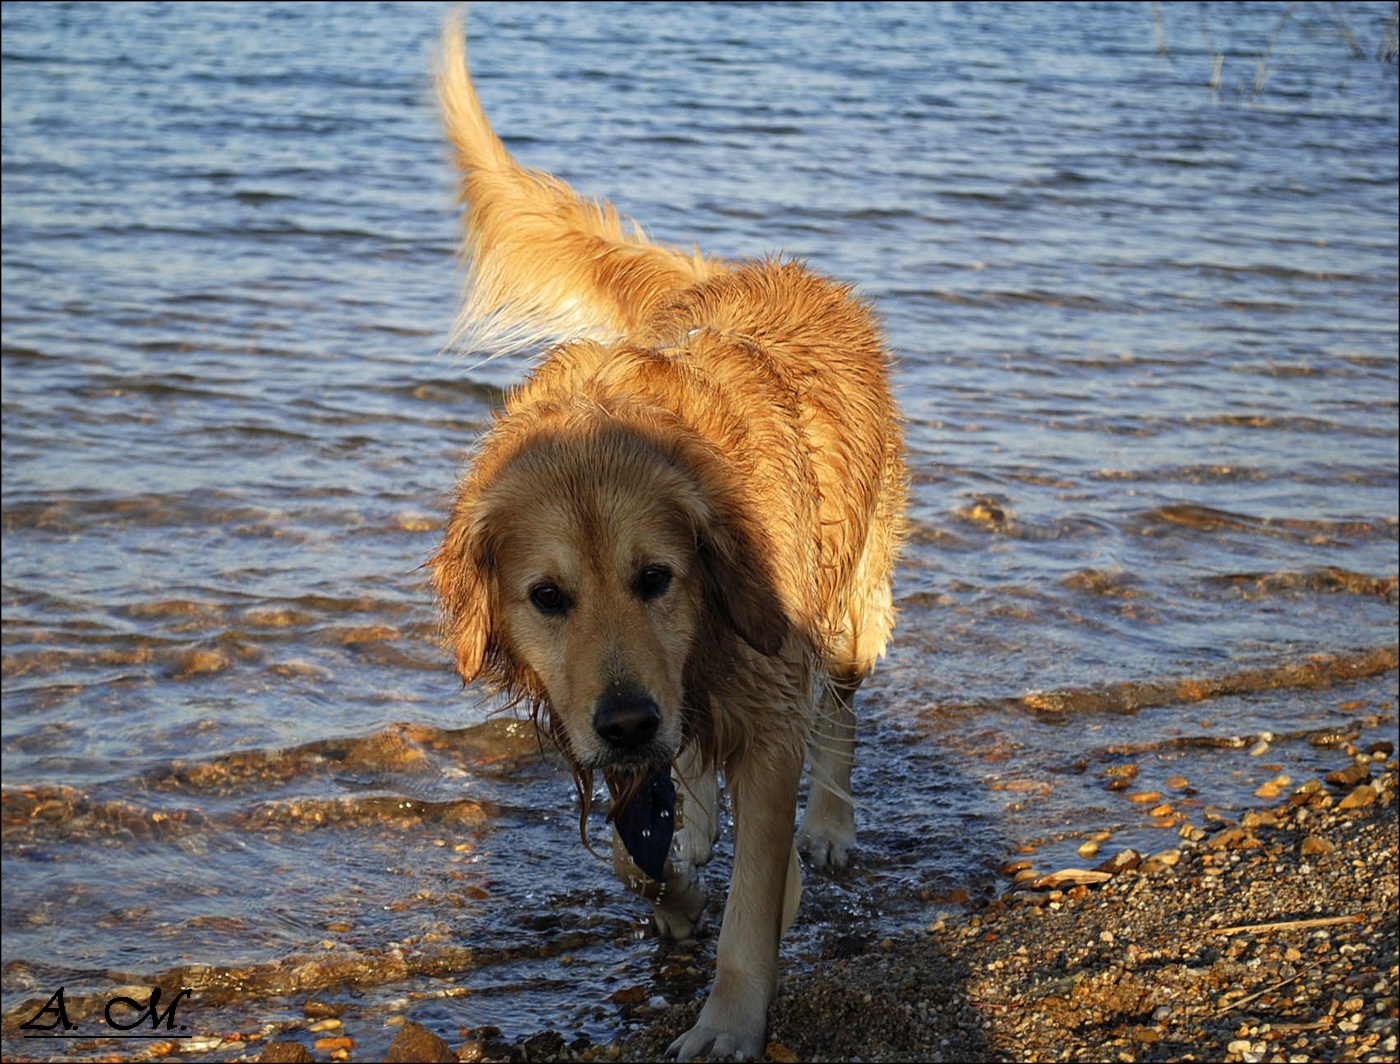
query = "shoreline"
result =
(383, 750, 1397, 1064)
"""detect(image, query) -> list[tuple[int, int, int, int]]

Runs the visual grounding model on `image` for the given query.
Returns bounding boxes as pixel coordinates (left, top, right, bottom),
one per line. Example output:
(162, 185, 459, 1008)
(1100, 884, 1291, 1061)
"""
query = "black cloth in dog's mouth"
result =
(612, 765, 675, 883)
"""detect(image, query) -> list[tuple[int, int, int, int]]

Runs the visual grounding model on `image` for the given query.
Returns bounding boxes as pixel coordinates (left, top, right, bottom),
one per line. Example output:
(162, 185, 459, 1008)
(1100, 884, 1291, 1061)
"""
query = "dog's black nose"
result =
(593, 691, 661, 750)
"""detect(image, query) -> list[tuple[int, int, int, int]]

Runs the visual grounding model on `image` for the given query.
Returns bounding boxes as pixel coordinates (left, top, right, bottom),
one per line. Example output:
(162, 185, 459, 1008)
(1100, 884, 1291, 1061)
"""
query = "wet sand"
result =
(357, 743, 1398, 1064)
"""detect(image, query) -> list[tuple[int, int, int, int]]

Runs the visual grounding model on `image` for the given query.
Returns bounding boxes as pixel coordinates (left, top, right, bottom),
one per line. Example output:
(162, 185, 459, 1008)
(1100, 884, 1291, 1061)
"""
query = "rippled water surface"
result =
(3, 2, 1397, 1058)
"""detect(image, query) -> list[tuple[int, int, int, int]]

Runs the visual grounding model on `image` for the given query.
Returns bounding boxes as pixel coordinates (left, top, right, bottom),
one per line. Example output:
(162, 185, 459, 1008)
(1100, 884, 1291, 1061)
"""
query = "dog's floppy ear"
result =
(692, 499, 791, 658)
(429, 500, 495, 683)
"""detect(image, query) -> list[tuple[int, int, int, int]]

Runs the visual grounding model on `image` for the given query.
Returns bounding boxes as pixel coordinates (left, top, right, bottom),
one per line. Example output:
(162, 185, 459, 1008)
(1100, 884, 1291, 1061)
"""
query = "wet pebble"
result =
(172, 647, 232, 679)
(335, 624, 401, 645)
(244, 607, 315, 628)
(1031, 868, 1112, 890)
(384, 1020, 456, 1063)
(1140, 847, 1182, 873)
(269, 659, 335, 681)
(258, 1043, 314, 1063)
(1328, 760, 1372, 787)
(1338, 783, 1378, 809)
(1300, 834, 1335, 856)
(1093, 848, 1142, 875)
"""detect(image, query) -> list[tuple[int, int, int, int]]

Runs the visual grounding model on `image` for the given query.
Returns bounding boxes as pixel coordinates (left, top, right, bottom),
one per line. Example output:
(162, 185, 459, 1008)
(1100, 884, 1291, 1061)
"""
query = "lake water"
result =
(3, 2, 1396, 1059)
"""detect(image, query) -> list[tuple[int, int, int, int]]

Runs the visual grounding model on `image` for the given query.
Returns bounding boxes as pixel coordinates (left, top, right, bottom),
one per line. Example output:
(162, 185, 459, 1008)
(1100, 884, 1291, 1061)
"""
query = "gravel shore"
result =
(371, 747, 1397, 1064)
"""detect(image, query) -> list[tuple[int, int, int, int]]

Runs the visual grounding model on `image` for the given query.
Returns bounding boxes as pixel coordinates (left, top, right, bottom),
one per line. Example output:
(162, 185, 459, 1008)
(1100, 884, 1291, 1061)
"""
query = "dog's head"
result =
(431, 414, 789, 772)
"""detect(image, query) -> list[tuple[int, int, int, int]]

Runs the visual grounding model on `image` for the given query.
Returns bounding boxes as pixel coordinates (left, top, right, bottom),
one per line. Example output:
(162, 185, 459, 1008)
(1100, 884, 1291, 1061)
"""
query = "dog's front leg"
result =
(651, 744, 720, 939)
(667, 742, 802, 1061)
(612, 829, 710, 942)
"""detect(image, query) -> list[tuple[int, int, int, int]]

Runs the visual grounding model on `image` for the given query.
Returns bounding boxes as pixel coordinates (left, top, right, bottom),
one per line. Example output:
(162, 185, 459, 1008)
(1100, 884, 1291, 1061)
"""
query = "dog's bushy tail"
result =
(437, 17, 721, 355)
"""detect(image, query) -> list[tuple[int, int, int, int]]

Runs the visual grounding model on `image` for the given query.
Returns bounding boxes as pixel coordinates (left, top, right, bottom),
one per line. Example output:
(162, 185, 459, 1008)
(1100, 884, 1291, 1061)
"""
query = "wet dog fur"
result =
(429, 19, 906, 1060)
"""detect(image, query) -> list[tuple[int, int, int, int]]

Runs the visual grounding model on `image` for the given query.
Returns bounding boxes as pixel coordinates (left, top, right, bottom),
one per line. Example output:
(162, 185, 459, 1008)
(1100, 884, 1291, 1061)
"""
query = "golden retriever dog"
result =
(429, 19, 906, 1061)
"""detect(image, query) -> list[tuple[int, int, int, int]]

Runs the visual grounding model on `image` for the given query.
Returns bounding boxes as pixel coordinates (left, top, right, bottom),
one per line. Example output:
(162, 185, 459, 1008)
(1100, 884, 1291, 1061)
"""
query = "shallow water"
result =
(3, 2, 1396, 1058)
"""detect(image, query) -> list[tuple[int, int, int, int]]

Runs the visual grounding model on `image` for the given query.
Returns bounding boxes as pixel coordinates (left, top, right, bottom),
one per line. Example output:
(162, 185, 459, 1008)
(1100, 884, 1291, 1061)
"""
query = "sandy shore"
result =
(360, 746, 1397, 1064)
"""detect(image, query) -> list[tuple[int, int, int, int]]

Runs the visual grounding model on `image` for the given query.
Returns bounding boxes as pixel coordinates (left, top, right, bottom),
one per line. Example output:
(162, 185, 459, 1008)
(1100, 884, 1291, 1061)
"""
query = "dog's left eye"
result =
(634, 565, 672, 601)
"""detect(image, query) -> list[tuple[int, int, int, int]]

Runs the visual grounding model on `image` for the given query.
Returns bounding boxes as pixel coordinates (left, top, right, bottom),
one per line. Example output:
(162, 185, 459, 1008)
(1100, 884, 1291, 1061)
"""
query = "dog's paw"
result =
(665, 1018, 764, 1061)
(665, 986, 768, 1061)
(651, 860, 707, 941)
(797, 830, 850, 871)
(797, 811, 855, 871)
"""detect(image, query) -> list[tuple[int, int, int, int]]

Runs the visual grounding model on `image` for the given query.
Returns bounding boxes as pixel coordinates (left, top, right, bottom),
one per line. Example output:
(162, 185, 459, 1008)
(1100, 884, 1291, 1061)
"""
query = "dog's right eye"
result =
(529, 582, 569, 615)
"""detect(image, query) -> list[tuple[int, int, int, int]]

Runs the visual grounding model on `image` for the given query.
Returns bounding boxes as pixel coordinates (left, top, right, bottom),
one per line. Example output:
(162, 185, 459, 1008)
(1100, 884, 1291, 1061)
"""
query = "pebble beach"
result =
(343, 742, 1398, 1064)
